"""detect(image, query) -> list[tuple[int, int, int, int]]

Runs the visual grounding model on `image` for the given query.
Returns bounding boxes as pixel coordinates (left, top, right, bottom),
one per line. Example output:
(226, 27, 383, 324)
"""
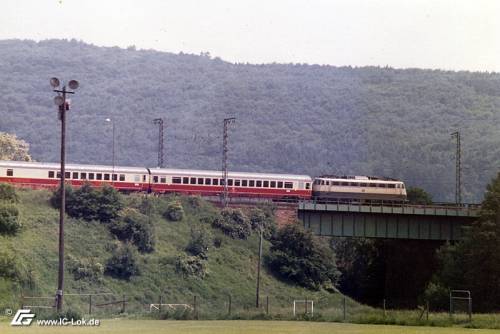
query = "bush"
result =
(175, 255, 207, 278)
(0, 250, 18, 279)
(105, 244, 140, 280)
(108, 208, 155, 253)
(50, 184, 123, 223)
(186, 224, 212, 258)
(164, 201, 184, 221)
(268, 224, 340, 290)
(423, 282, 450, 311)
(211, 208, 252, 239)
(249, 207, 276, 239)
(69, 256, 104, 282)
(0, 183, 18, 203)
(0, 204, 20, 235)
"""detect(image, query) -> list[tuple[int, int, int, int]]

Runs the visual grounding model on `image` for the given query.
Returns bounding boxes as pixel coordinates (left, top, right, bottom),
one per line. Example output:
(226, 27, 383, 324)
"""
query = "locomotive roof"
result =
(316, 175, 404, 183)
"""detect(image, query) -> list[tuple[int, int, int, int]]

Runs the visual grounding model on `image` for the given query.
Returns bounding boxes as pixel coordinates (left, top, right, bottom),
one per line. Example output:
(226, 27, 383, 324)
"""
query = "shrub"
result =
(109, 208, 155, 253)
(268, 224, 340, 290)
(164, 201, 184, 221)
(211, 208, 252, 239)
(0, 204, 20, 235)
(175, 255, 207, 278)
(0, 183, 18, 203)
(105, 244, 140, 280)
(186, 224, 212, 258)
(0, 250, 18, 279)
(50, 184, 123, 223)
(423, 282, 450, 311)
(249, 207, 276, 239)
(69, 257, 104, 282)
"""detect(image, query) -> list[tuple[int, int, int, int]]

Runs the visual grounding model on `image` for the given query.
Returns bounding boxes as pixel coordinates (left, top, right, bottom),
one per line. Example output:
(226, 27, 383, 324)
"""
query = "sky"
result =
(1, 0, 499, 72)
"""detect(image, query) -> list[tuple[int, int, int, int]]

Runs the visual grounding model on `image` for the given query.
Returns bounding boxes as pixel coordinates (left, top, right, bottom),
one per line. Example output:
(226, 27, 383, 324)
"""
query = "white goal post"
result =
(293, 300, 314, 316)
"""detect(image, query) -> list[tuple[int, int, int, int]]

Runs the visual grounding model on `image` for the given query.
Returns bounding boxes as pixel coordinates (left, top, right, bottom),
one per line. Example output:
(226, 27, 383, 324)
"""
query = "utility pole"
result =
(50, 77, 79, 312)
(451, 131, 461, 205)
(256, 225, 263, 308)
(153, 118, 164, 168)
(222, 117, 235, 207)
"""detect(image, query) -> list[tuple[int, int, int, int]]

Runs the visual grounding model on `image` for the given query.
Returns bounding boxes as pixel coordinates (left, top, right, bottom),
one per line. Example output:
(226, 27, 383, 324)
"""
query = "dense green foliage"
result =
(406, 187, 433, 205)
(105, 243, 140, 280)
(50, 184, 123, 222)
(0, 204, 20, 235)
(429, 172, 500, 311)
(109, 208, 155, 253)
(210, 208, 252, 239)
(164, 201, 184, 221)
(0, 183, 19, 203)
(186, 224, 212, 258)
(2, 39, 500, 202)
(268, 224, 339, 290)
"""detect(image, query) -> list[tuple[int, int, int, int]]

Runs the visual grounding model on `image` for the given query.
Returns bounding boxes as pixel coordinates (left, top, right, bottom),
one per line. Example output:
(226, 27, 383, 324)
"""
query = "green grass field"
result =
(2, 320, 500, 334)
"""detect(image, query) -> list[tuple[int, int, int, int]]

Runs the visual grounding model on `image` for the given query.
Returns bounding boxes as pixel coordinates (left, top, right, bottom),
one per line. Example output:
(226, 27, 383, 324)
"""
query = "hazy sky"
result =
(1, 0, 499, 72)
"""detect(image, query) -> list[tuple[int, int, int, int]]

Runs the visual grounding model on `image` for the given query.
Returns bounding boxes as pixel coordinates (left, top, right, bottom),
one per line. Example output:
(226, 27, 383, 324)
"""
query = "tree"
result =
(430, 172, 500, 311)
(105, 244, 140, 280)
(108, 208, 155, 253)
(268, 224, 339, 290)
(0, 132, 32, 161)
(407, 187, 433, 205)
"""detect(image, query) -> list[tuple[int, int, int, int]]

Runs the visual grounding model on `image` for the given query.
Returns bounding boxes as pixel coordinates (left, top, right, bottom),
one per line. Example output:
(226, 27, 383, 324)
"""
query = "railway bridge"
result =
(298, 201, 480, 241)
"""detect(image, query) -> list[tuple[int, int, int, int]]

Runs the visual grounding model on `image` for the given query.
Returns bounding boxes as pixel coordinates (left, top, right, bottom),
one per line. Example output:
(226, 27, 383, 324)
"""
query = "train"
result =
(0, 160, 407, 202)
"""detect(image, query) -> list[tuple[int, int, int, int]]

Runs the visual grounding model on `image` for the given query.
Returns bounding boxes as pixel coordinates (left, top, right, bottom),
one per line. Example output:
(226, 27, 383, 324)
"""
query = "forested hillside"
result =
(1, 39, 500, 201)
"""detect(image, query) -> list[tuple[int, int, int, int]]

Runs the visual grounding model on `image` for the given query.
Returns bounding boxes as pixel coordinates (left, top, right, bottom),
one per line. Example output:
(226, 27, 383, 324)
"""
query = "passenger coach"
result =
(150, 168, 312, 199)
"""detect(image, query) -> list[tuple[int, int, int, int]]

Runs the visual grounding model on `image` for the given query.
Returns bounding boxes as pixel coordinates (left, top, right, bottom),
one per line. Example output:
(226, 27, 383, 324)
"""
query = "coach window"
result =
(341, 182, 348, 186)
(6, 169, 13, 176)
(205, 178, 211, 185)
(220, 179, 225, 186)
(379, 184, 386, 188)
(172, 177, 181, 184)
(263, 180, 269, 188)
(64, 172, 70, 179)
(160, 177, 166, 183)
(182, 177, 189, 184)
(143, 175, 147, 182)
(235, 180, 241, 186)
(104, 174, 110, 181)
(256, 180, 262, 187)
(228, 179, 233, 186)
(190, 177, 196, 184)
(350, 182, 359, 187)
(285, 182, 293, 189)
(80, 172, 86, 179)
(153, 176, 159, 183)
(89, 173, 95, 180)
(326, 181, 330, 186)
(402, 184, 405, 189)
(249, 180, 255, 187)
(213, 178, 219, 186)
(198, 178, 204, 185)
(112, 174, 117, 181)
(305, 183, 310, 190)
(277, 181, 283, 188)
(369, 183, 376, 187)
(48, 171, 55, 178)
(360, 183, 367, 187)
(96, 173, 103, 180)
(388, 184, 395, 188)
(73, 172, 79, 179)
(242, 180, 248, 187)
(270, 181, 276, 188)
(119, 174, 125, 181)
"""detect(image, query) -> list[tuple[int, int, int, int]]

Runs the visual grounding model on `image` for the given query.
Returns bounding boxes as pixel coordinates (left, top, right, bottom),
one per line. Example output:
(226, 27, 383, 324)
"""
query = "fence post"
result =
(20, 293, 24, 309)
(121, 295, 126, 313)
(228, 295, 231, 316)
(305, 297, 307, 315)
(266, 296, 269, 315)
(383, 299, 386, 317)
(468, 297, 472, 322)
(159, 295, 162, 313)
(426, 300, 429, 321)
(88, 295, 92, 315)
(343, 296, 346, 321)
(193, 295, 198, 320)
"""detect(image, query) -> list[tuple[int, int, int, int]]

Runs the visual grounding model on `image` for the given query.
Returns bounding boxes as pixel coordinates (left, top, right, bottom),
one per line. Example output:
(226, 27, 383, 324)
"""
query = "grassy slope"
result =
(0, 189, 359, 317)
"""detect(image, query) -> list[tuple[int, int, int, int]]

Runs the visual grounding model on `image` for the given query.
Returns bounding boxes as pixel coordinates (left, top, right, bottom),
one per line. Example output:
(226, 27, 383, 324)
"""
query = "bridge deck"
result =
(298, 201, 480, 241)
